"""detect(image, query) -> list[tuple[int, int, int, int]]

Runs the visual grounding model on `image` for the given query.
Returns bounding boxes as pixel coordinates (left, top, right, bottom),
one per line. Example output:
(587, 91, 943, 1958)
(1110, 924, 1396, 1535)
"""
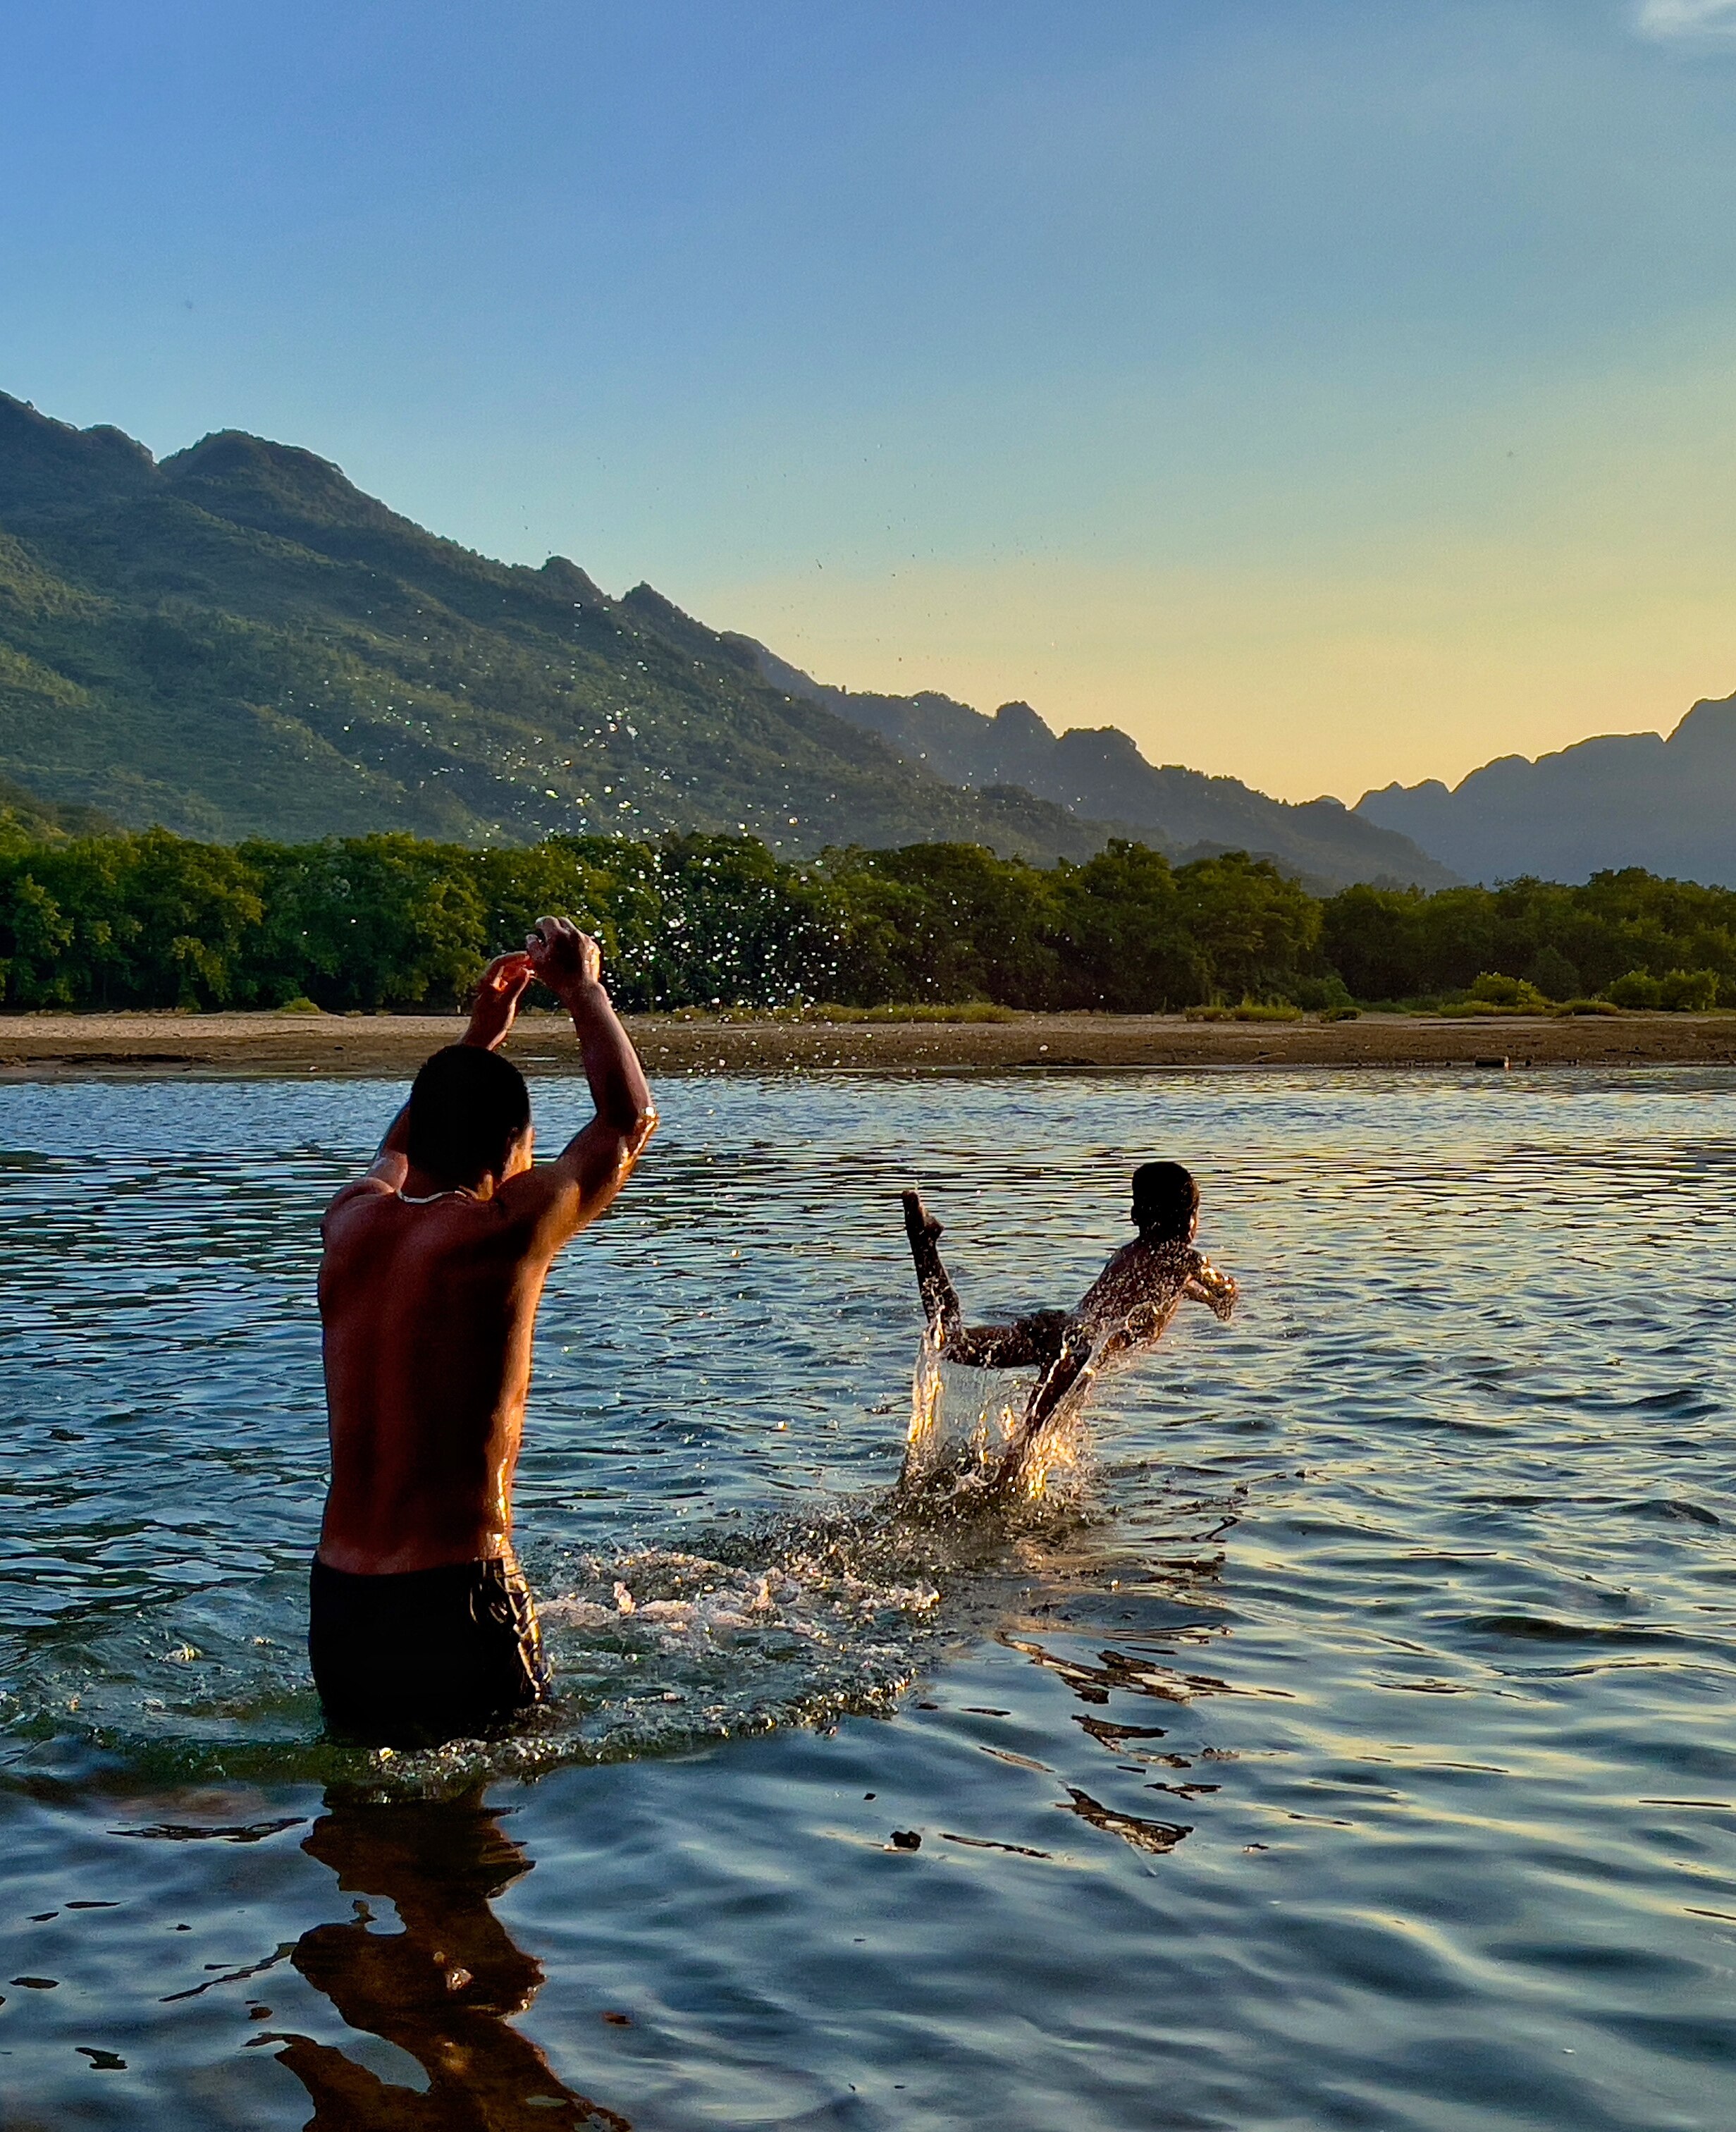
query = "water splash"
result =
(0, 1494, 1053, 1799)
(899, 1332, 1106, 1504)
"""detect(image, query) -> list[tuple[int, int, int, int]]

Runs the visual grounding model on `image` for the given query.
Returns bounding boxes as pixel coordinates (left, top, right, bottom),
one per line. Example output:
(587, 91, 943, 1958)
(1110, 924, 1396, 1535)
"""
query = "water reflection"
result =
(272, 1791, 629, 2131)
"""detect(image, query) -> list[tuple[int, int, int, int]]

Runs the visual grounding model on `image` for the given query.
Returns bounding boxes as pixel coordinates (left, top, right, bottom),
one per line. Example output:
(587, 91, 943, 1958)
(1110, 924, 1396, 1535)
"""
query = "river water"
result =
(0, 1065, 1732, 2129)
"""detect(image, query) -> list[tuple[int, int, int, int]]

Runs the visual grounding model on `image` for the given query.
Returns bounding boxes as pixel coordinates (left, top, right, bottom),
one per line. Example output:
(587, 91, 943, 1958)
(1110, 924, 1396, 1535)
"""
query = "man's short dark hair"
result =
(1131, 1161, 1198, 1240)
(406, 1046, 531, 1186)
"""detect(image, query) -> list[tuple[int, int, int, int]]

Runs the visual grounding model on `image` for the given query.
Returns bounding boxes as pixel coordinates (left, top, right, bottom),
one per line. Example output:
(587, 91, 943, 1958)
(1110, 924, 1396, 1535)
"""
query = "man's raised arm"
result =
(515, 916, 656, 1237)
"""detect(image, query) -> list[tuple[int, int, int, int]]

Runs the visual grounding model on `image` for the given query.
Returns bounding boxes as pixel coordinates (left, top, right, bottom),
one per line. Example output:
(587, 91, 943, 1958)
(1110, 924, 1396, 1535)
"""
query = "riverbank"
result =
(4, 1005, 1736, 1077)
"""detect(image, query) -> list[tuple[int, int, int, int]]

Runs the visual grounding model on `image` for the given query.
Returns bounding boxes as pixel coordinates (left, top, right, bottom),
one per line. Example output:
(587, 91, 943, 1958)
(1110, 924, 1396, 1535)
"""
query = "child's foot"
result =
(901, 1189, 943, 1242)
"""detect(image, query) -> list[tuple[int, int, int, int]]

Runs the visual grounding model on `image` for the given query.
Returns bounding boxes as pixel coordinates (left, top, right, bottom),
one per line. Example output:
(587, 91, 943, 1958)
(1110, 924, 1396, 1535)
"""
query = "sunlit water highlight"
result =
(1, 1066, 1733, 2128)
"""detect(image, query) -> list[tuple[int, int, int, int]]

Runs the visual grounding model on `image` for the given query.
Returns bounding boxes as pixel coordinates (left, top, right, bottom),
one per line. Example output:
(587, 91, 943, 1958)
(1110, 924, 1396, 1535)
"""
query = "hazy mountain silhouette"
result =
(730, 638, 1458, 889)
(1356, 694, 1736, 886)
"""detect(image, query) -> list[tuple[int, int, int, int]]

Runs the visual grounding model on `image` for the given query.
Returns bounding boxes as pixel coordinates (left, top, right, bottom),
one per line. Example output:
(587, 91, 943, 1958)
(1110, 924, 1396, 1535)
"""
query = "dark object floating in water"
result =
(65, 1901, 118, 1910)
(76, 2047, 127, 2070)
(12, 1975, 59, 1988)
(963, 1707, 1011, 1716)
(602, 2011, 634, 2026)
(863, 1792, 875, 1800)
(116, 1817, 305, 1844)
(889, 1830, 922, 1851)
(1060, 1788, 1192, 1856)
(941, 1832, 1053, 1859)
(28, 1911, 56, 1921)
(1473, 1056, 1509, 1070)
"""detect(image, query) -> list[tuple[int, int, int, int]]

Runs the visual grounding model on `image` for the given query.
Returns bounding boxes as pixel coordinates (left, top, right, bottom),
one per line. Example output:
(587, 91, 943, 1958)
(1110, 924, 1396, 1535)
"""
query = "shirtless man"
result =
(312, 917, 655, 1744)
(901, 1163, 1236, 1490)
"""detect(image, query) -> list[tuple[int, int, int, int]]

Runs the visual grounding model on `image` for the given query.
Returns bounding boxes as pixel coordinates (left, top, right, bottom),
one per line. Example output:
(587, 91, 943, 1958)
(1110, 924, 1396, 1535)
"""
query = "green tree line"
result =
(1, 819, 1732, 1015)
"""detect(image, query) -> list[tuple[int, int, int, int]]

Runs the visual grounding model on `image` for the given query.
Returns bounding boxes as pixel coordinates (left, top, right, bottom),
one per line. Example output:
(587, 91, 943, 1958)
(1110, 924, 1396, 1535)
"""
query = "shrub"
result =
(1659, 967, 1719, 1012)
(1606, 969, 1663, 1009)
(1557, 998, 1623, 1016)
(1468, 972, 1551, 1011)
(804, 1001, 1018, 1024)
(1291, 972, 1355, 1012)
(1183, 1001, 1304, 1022)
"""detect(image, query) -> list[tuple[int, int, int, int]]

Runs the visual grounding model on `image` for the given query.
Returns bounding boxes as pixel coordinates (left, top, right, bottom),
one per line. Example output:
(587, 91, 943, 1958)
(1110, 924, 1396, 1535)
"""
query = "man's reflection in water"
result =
(273, 1790, 629, 2131)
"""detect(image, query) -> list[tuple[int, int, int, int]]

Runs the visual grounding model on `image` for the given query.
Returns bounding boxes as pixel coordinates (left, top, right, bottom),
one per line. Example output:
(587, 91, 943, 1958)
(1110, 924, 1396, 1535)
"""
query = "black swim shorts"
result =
(308, 1556, 550, 1746)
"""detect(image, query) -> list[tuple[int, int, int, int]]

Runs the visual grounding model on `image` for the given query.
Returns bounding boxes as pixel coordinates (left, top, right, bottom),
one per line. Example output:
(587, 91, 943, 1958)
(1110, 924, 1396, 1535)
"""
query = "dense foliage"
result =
(0, 821, 1731, 1015)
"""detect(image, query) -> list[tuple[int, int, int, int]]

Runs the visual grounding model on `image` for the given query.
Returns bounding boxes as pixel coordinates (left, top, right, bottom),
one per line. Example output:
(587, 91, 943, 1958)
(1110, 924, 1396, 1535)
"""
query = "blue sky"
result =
(4, 0, 1736, 798)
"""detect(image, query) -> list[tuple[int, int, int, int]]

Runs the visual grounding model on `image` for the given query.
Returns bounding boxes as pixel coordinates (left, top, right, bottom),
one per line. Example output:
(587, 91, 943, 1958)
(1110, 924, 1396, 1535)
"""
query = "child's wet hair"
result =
(1131, 1161, 1198, 1239)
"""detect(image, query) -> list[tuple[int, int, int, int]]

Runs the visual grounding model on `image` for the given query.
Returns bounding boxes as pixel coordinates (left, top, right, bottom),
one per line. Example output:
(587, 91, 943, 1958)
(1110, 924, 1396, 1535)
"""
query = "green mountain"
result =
(0, 390, 1453, 888)
(0, 393, 1106, 858)
(0, 770, 118, 842)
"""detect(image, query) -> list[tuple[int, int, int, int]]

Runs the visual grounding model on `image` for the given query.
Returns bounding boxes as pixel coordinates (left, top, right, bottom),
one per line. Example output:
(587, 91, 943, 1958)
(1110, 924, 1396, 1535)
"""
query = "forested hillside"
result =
(0, 394, 1104, 859)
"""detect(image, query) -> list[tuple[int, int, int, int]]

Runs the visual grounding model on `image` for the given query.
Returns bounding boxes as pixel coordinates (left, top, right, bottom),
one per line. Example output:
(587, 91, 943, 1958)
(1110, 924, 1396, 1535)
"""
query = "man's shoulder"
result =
(493, 1163, 584, 1227)
(321, 1177, 396, 1231)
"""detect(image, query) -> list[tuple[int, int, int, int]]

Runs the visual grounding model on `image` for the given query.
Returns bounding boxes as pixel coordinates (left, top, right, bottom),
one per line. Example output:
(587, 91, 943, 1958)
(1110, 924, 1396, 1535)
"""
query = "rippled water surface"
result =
(1, 1066, 1733, 2128)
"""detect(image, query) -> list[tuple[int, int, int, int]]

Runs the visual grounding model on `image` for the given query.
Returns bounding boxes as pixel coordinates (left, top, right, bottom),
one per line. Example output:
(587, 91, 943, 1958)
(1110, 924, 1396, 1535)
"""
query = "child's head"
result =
(1131, 1161, 1198, 1242)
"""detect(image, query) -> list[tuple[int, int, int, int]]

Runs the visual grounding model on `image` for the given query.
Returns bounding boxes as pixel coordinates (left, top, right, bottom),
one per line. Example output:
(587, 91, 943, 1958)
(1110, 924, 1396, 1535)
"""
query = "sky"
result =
(4, 0, 1736, 802)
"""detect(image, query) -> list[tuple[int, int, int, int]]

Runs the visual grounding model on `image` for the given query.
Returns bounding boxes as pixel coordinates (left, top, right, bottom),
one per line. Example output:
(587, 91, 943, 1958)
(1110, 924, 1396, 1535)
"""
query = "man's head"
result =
(406, 1046, 533, 1189)
(1131, 1161, 1198, 1242)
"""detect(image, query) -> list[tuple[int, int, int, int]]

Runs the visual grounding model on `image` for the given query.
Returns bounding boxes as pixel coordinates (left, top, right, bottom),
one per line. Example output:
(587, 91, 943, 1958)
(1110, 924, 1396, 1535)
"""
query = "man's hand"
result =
(499, 913, 654, 1247)
(525, 916, 603, 1007)
(464, 952, 535, 1051)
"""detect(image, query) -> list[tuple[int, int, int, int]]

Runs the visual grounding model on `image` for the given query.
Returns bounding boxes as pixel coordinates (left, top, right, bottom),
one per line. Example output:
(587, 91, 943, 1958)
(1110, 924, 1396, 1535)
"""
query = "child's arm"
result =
(1185, 1252, 1238, 1322)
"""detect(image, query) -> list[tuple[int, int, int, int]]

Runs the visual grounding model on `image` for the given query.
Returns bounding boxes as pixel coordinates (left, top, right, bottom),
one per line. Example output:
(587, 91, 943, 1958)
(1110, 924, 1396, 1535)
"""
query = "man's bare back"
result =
(311, 917, 655, 1739)
(901, 1163, 1236, 1490)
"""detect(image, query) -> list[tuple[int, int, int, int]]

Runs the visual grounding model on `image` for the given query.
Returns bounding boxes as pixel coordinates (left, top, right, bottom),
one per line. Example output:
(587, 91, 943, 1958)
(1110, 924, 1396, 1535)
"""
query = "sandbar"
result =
(4, 1007, 1735, 1078)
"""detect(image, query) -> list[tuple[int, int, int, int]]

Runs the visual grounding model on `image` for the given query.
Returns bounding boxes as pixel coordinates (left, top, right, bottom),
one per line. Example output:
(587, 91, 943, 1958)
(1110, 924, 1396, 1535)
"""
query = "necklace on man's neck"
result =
(396, 1185, 481, 1205)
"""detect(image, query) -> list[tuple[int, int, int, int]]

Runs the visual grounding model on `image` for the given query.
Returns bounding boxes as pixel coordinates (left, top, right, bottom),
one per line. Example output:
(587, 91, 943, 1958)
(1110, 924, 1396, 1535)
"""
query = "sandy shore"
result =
(4, 1007, 1736, 1079)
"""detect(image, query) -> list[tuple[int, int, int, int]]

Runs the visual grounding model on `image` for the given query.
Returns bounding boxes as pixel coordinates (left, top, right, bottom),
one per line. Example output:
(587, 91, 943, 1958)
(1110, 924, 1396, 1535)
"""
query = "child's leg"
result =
(902, 1189, 964, 1340)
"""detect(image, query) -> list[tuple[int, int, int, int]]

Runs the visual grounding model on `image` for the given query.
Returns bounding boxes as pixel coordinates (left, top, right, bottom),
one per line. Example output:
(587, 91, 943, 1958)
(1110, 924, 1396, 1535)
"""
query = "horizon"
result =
(4, 4, 1736, 802)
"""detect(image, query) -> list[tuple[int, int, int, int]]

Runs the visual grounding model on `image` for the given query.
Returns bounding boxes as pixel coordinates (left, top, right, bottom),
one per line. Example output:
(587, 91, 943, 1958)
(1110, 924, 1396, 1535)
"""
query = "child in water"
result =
(901, 1163, 1236, 1490)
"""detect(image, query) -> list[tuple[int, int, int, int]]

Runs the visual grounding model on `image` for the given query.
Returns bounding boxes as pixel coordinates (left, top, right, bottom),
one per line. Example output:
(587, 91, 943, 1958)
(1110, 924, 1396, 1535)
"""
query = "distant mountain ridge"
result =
(1355, 694, 1736, 886)
(0, 387, 1454, 887)
(730, 637, 1458, 890)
